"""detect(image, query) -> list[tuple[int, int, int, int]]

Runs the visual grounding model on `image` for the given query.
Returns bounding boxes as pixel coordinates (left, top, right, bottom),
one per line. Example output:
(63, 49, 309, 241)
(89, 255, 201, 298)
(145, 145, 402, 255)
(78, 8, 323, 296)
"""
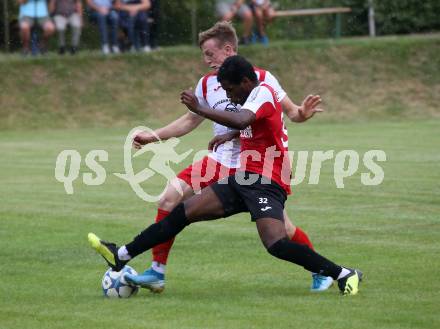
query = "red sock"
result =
(151, 208, 174, 265)
(291, 226, 314, 250)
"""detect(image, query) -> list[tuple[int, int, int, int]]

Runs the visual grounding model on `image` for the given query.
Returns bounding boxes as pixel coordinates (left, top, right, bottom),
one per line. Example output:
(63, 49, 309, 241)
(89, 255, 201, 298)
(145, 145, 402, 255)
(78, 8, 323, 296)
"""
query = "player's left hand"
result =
(208, 131, 239, 152)
(180, 90, 200, 113)
(298, 94, 324, 121)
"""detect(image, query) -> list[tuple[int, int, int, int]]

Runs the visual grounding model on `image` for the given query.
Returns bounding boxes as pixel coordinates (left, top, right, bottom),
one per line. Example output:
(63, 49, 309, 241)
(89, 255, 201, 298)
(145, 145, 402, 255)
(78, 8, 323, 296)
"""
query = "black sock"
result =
(125, 203, 189, 258)
(267, 238, 342, 279)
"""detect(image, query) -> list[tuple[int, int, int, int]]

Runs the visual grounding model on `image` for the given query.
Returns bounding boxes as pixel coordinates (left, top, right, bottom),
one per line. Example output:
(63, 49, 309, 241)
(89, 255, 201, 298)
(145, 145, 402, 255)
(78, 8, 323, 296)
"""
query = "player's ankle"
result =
(152, 261, 166, 274)
(336, 267, 351, 280)
(117, 246, 132, 261)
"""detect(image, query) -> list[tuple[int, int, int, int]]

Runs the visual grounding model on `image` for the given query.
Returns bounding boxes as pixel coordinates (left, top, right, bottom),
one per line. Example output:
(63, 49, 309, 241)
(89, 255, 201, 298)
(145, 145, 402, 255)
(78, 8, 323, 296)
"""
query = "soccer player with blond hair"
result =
(125, 22, 332, 292)
(88, 55, 362, 296)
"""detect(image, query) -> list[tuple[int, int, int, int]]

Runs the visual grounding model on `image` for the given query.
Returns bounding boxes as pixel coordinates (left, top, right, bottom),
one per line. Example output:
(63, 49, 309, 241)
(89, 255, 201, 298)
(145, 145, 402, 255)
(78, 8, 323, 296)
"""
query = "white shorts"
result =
(54, 13, 81, 30)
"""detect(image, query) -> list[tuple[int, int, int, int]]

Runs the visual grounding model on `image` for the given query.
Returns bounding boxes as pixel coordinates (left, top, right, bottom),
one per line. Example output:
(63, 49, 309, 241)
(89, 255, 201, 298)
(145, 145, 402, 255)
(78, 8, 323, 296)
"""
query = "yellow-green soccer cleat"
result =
(88, 233, 127, 271)
(337, 269, 363, 295)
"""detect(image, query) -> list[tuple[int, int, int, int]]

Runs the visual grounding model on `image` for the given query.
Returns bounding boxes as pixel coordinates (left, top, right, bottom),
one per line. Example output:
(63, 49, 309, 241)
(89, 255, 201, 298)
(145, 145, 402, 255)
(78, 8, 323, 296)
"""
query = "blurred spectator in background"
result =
(249, 0, 274, 45)
(49, 0, 83, 55)
(114, 0, 151, 53)
(216, 0, 253, 45)
(17, 0, 56, 55)
(86, 0, 120, 54)
(147, 0, 159, 50)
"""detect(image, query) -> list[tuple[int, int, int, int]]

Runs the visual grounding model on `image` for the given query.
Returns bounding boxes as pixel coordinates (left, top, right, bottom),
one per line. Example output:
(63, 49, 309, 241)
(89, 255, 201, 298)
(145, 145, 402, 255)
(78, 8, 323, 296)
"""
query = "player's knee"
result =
(158, 196, 175, 211)
(284, 222, 296, 239)
(159, 178, 192, 211)
(158, 190, 181, 211)
(158, 203, 190, 232)
(267, 238, 290, 259)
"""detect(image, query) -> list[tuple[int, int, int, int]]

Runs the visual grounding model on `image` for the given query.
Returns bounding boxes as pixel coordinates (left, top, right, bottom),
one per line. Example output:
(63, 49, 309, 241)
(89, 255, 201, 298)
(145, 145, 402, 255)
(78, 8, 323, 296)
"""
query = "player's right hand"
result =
(180, 90, 200, 114)
(132, 131, 156, 149)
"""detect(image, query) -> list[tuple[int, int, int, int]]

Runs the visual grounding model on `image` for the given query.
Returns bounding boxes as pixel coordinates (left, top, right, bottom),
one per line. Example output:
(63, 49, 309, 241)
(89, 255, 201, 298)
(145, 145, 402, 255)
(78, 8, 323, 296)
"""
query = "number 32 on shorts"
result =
(258, 197, 268, 204)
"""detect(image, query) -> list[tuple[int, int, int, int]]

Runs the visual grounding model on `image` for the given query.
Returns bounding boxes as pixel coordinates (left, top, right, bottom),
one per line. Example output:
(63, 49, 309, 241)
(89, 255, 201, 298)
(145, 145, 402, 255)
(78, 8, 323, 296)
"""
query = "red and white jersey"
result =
(194, 68, 286, 168)
(239, 82, 291, 194)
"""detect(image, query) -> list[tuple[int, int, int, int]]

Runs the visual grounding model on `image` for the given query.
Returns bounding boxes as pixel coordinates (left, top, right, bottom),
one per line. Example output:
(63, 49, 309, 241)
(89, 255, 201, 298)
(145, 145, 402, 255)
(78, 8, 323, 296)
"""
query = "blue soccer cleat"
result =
(124, 268, 165, 293)
(310, 274, 334, 292)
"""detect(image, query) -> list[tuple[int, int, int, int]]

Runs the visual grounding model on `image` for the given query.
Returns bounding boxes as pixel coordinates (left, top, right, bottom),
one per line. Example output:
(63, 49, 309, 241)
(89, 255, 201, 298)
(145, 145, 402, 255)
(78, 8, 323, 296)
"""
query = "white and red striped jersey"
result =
(240, 82, 291, 194)
(194, 68, 286, 168)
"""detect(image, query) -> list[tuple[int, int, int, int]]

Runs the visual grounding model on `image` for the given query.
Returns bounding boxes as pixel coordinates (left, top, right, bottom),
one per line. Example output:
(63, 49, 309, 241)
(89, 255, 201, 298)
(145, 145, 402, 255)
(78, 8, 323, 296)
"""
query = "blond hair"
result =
(198, 21, 238, 51)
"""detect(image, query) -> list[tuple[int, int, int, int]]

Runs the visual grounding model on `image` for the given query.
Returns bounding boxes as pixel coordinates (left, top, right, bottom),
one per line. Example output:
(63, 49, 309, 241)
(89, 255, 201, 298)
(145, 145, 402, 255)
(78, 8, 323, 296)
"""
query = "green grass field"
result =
(1, 34, 439, 328)
(1, 118, 439, 329)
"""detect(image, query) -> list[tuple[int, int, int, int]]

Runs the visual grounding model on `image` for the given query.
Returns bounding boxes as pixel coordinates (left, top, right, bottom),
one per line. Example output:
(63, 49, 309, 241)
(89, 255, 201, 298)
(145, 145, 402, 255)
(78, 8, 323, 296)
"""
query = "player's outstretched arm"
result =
(132, 112, 205, 149)
(154, 112, 205, 140)
(281, 94, 324, 123)
(181, 90, 255, 130)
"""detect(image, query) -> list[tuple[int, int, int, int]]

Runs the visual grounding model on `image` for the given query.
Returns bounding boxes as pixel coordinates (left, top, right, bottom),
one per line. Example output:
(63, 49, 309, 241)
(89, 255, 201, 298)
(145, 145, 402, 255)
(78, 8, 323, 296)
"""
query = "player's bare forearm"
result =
(180, 90, 255, 129)
(132, 112, 204, 149)
(155, 112, 204, 140)
(281, 96, 306, 122)
(192, 105, 254, 130)
(285, 105, 308, 123)
(282, 95, 324, 123)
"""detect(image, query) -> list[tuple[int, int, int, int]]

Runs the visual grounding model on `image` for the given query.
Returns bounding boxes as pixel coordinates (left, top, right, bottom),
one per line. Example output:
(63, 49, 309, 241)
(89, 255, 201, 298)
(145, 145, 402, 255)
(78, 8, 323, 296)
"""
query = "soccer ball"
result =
(102, 265, 139, 298)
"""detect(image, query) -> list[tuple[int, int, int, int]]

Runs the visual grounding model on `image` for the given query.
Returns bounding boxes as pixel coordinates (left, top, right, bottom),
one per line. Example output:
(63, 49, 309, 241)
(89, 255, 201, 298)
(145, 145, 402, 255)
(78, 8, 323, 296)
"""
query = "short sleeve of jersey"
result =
(194, 77, 209, 109)
(264, 71, 287, 102)
(242, 85, 275, 119)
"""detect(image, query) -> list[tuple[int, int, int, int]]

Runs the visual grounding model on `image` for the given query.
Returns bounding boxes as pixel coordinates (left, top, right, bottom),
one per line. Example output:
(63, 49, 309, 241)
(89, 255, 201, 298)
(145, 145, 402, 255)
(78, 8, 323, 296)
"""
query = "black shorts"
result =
(210, 172, 287, 221)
